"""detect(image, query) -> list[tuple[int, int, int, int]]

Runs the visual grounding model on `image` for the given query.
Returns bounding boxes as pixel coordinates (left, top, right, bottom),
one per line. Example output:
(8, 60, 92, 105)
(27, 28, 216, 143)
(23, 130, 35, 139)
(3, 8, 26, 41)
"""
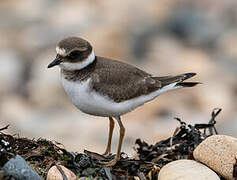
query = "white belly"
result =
(61, 77, 179, 117)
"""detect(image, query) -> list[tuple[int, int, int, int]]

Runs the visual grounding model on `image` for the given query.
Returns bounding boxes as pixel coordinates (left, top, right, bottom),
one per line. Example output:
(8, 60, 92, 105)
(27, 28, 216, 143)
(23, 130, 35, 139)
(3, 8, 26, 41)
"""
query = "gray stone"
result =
(3, 155, 41, 180)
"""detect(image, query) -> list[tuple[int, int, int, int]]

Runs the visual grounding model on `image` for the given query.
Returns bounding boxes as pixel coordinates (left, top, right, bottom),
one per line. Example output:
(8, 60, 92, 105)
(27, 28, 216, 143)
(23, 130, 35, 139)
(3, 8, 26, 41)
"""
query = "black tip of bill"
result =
(176, 72, 200, 87)
(176, 82, 201, 87)
(48, 58, 62, 68)
(184, 72, 197, 79)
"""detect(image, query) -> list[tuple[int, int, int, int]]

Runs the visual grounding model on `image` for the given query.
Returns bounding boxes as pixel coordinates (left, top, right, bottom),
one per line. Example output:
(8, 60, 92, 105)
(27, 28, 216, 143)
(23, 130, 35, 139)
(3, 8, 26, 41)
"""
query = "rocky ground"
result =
(0, 0, 237, 164)
(1, 109, 236, 180)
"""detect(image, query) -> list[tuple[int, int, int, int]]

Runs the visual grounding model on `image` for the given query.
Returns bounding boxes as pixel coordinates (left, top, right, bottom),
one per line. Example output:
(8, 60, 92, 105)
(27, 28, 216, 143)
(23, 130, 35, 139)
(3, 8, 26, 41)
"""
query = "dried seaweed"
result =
(0, 108, 223, 179)
(0, 131, 75, 178)
(194, 108, 220, 136)
(135, 108, 221, 178)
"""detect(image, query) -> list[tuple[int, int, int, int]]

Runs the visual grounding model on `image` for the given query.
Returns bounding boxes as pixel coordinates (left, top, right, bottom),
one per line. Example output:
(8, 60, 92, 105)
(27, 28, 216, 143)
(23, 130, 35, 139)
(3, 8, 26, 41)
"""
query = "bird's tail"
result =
(154, 73, 199, 88)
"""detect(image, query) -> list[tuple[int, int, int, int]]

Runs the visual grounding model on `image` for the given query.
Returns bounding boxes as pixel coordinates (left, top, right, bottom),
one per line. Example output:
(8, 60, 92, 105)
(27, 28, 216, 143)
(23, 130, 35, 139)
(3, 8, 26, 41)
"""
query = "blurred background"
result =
(0, 0, 237, 155)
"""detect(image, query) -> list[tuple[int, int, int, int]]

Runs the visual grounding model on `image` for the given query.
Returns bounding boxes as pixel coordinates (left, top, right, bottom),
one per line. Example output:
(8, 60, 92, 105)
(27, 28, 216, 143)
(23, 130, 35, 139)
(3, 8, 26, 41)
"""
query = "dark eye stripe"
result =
(67, 50, 81, 60)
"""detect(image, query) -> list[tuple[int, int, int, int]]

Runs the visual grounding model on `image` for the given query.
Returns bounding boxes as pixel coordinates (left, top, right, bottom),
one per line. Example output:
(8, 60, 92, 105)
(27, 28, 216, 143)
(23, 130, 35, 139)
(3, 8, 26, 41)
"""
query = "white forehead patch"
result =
(56, 46, 66, 56)
(59, 50, 95, 71)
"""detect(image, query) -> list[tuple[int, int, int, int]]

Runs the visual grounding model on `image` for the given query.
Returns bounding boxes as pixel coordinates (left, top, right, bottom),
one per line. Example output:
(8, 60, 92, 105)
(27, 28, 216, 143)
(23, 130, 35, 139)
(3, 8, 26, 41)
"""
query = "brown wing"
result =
(91, 57, 162, 102)
(153, 73, 197, 86)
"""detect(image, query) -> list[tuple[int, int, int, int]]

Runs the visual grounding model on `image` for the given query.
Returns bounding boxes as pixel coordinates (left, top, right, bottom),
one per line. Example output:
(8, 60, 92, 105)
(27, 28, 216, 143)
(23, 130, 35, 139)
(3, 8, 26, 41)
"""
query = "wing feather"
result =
(91, 57, 162, 102)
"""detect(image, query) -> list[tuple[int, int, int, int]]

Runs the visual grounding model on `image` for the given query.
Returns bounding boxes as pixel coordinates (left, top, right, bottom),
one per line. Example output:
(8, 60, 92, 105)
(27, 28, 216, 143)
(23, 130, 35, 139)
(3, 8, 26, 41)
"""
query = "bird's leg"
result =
(101, 116, 125, 167)
(103, 117, 115, 156)
(115, 116, 125, 160)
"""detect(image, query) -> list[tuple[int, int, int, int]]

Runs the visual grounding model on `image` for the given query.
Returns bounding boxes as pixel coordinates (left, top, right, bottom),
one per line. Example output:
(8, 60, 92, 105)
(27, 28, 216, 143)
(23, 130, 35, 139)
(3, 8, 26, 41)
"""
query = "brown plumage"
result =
(62, 56, 197, 103)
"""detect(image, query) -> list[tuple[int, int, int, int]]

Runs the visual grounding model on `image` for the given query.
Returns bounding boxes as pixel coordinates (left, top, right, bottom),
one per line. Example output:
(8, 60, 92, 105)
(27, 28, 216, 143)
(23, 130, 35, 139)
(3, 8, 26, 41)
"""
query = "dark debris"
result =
(233, 157, 237, 178)
(0, 108, 225, 179)
(0, 132, 76, 178)
(135, 110, 218, 163)
(135, 108, 222, 179)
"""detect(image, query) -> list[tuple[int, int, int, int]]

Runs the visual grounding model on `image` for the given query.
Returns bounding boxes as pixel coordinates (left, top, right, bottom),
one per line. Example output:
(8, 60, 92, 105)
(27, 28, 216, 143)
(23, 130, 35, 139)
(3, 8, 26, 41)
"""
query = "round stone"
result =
(194, 135, 237, 180)
(158, 159, 220, 180)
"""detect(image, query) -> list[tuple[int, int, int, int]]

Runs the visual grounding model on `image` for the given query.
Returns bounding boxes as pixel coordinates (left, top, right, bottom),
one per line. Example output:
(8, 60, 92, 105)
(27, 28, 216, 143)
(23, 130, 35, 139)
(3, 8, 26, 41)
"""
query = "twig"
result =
(170, 126, 180, 147)
(137, 172, 146, 180)
(208, 108, 221, 134)
(0, 124, 10, 131)
(233, 156, 237, 178)
(194, 108, 221, 136)
(55, 164, 68, 180)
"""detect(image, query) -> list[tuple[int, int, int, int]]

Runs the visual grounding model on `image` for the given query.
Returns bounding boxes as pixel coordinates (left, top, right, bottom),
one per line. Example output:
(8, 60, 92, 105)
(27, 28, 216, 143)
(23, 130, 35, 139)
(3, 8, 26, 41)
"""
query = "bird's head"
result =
(48, 37, 95, 71)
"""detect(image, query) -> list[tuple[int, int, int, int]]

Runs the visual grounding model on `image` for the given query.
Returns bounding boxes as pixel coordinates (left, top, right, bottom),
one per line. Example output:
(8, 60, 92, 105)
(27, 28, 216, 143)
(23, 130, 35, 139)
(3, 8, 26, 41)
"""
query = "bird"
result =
(48, 36, 199, 166)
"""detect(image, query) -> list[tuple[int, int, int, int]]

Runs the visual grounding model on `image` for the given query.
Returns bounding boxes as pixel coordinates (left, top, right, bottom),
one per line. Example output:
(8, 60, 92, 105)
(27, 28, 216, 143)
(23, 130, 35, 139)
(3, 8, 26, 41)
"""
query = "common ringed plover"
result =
(48, 37, 199, 166)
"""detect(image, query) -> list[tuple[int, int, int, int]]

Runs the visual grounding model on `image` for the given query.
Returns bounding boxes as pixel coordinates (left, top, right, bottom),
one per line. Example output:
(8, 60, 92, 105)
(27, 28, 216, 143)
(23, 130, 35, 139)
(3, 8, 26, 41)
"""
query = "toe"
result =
(100, 159, 117, 167)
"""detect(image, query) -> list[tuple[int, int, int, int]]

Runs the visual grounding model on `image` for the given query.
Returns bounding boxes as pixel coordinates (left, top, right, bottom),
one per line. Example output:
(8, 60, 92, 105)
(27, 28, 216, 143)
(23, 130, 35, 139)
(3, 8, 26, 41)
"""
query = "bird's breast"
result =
(60, 76, 137, 117)
(61, 77, 94, 112)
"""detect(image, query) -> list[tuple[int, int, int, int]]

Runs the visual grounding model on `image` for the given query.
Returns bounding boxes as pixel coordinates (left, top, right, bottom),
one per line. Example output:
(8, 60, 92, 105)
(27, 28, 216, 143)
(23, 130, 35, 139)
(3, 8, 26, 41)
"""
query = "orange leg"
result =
(101, 116, 125, 167)
(103, 117, 115, 155)
(114, 116, 125, 160)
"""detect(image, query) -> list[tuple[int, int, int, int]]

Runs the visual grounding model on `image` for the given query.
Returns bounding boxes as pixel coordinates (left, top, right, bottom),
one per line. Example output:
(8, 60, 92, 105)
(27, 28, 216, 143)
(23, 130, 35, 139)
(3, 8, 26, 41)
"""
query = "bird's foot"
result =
(99, 158, 118, 167)
(102, 149, 115, 159)
(103, 150, 112, 157)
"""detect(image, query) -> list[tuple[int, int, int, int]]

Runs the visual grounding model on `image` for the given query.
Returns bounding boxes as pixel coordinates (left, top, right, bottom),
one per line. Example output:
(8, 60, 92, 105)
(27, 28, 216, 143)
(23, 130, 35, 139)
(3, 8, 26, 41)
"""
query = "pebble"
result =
(46, 165, 77, 180)
(194, 135, 237, 180)
(158, 159, 220, 180)
(3, 155, 41, 180)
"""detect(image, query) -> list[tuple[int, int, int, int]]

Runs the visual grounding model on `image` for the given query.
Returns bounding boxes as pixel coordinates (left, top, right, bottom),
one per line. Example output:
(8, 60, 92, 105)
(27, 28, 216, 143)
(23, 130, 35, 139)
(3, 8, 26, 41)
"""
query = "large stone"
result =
(158, 159, 220, 180)
(3, 155, 41, 180)
(194, 135, 237, 180)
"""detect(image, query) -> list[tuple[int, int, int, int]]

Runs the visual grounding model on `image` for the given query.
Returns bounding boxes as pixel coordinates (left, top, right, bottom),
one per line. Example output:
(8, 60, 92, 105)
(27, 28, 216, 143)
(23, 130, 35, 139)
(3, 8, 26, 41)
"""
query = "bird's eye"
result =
(67, 50, 81, 60)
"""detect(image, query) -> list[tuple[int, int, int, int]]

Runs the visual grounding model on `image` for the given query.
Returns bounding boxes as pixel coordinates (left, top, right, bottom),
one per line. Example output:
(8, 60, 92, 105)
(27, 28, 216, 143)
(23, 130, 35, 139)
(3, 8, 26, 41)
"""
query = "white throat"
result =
(59, 51, 95, 71)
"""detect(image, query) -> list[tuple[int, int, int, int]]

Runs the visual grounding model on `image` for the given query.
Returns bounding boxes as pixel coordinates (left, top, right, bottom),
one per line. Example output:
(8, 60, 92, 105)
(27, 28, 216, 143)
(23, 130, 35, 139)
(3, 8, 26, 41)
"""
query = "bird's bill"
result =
(48, 58, 62, 68)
